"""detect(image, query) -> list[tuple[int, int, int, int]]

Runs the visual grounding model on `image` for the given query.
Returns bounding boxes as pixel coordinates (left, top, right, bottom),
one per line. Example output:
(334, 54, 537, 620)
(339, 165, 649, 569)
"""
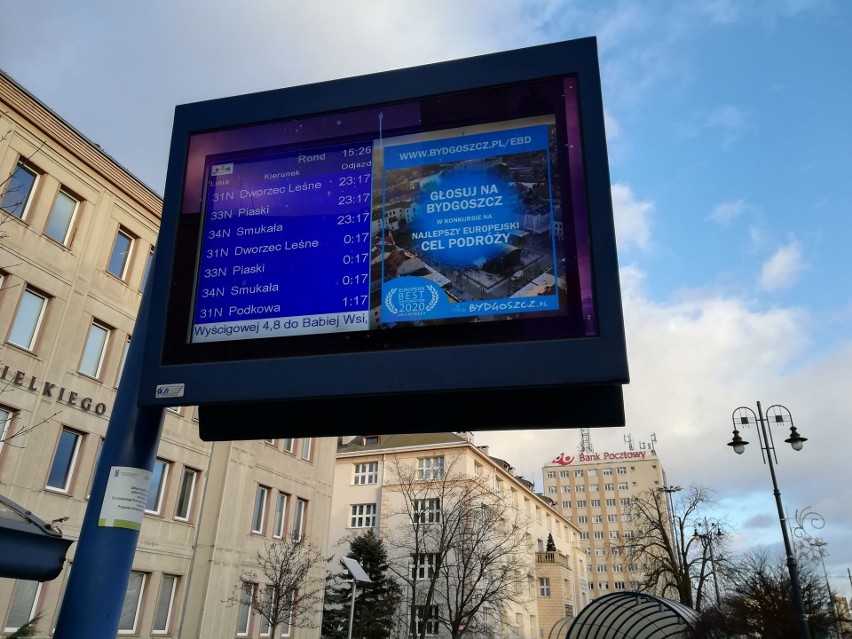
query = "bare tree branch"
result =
(224, 538, 328, 637)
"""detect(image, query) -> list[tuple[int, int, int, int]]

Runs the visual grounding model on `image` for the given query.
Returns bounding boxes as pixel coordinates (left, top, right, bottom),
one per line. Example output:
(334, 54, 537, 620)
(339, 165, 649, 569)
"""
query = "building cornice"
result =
(0, 68, 162, 216)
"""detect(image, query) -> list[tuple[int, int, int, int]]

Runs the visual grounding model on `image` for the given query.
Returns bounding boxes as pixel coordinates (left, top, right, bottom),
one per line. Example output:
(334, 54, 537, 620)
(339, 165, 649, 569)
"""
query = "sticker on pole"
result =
(98, 466, 152, 530)
(155, 383, 185, 399)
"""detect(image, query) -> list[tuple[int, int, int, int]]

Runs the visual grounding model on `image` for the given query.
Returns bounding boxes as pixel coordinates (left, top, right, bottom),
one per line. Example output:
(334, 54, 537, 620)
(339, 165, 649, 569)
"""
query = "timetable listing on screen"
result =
(191, 141, 375, 342)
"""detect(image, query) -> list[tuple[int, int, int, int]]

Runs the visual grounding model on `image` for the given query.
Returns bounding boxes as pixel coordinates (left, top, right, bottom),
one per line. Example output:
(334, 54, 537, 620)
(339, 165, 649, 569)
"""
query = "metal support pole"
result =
(348, 579, 358, 639)
(54, 274, 165, 638)
(755, 401, 812, 639)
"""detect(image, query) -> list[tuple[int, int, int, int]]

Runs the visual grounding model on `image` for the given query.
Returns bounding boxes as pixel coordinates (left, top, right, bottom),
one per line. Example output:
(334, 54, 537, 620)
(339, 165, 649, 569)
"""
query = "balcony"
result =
(535, 551, 570, 566)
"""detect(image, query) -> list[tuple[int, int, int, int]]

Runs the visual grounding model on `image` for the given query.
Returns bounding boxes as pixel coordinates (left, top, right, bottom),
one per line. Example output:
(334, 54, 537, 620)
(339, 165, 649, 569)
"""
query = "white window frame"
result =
(44, 189, 78, 245)
(174, 467, 198, 521)
(411, 553, 438, 580)
(300, 437, 311, 460)
(413, 605, 439, 636)
(118, 571, 146, 634)
(46, 427, 82, 493)
(1, 162, 38, 220)
(8, 288, 47, 351)
(252, 485, 269, 534)
(292, 498, 306, 542)
(107, 228, 134, 279)
(350, 503, 377, 528)
(4, 580, 42, 632)
(282, 438, 294, 453)
(618, 482, 629, 490)
(353, 461, 378, 485)
(413, 498, 441, 524)
(152, 574, 178, 634)
(259, 585, 274, 637)
(280, 591, 294, 637)
(79, 321, 110, 378)
(236, 582, 254, 636)
(417, 456, 444, 480)
(273, 491, 288, 538)
(141, 246, 155, 291)
(538, 577, 551, 597)
(145, 458, 170, 514)
(0, 406, 13, 458)
(115, 338, 130, 388)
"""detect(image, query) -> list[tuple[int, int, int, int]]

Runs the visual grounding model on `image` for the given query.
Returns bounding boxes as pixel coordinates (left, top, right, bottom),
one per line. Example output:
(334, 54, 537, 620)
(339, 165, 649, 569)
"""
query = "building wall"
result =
(331, 435, 589, 639)
(0, 70, 334, 639)
(541, 449, 667, 599)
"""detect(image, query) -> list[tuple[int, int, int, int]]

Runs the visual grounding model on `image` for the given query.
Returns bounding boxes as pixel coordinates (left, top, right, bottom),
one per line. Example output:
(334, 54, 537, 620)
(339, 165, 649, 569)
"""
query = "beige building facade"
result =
(0, 68, 334, 639)
(541, 447, 667, 599)
(330, 433, 589, 639)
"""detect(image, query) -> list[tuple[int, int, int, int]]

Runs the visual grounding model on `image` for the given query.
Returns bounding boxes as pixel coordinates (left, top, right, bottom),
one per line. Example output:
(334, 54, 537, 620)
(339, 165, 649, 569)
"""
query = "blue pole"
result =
(54, 274, 165, 638)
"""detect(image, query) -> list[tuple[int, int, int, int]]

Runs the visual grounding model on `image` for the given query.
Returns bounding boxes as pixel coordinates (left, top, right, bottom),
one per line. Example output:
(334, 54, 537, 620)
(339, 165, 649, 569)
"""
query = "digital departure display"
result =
(190, 114, 577, 344)
(142, 38, 627, 420)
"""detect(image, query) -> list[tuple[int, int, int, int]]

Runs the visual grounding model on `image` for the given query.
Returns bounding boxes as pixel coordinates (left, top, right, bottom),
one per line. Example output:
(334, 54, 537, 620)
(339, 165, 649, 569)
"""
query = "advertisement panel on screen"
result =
(139, 37, 628, 434)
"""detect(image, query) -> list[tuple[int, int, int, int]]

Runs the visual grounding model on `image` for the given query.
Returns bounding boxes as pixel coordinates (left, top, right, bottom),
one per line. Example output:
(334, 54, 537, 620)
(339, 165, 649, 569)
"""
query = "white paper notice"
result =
(98, 466, 152, 530)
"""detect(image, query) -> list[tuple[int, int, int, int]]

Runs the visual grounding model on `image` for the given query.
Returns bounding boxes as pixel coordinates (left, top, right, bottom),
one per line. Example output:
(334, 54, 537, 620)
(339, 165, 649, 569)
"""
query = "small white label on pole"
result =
(155, 383, 185, 399)
(98, 466, 152, 530)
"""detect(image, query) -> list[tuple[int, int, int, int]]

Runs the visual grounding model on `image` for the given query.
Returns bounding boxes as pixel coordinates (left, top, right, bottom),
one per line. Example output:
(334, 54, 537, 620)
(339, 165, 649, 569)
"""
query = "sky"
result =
(2, 0, 851, 599)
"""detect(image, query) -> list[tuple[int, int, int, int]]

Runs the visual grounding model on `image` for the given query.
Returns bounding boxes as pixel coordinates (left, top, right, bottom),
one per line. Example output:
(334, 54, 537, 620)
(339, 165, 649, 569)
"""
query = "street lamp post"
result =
(692, 518, 723, 607)
(790, 508, 843, 639)
(728, 401, 811, 639)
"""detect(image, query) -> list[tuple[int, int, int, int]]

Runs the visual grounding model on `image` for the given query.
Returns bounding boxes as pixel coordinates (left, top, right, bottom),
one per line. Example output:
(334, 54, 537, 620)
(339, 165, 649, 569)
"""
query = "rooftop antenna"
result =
(650, 432, 657, 452)
(624, 433, 634, 451)
(579, 427, 594, 454)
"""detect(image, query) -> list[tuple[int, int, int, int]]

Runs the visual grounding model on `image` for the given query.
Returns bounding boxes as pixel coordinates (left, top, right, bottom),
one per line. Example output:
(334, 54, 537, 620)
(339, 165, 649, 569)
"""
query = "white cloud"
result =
(611, 183, 654, 252)
(759, 240, 805, 291)
(479, 268, 852, 594)
(708, 199, 748, 225)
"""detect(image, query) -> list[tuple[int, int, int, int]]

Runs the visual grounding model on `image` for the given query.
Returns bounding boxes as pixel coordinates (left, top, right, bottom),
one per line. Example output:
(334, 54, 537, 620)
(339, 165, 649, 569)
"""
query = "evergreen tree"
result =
(546, 532, 557, 552)
(322, 530, 402, 639)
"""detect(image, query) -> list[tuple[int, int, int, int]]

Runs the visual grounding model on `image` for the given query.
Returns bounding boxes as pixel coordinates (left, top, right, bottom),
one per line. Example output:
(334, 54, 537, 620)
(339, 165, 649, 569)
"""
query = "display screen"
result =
(165, 75, 597, 361)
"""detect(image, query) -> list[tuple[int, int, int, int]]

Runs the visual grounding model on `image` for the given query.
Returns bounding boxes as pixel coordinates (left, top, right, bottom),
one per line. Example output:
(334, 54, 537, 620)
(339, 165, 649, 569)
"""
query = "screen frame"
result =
(139, 37, 628, 413)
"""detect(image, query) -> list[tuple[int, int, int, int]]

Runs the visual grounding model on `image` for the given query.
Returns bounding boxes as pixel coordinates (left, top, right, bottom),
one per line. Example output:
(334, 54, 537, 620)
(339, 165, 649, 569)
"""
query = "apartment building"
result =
(541, 447, 667, 599)
(330, 432, 590, 639)
(0, 68, 334, 638)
